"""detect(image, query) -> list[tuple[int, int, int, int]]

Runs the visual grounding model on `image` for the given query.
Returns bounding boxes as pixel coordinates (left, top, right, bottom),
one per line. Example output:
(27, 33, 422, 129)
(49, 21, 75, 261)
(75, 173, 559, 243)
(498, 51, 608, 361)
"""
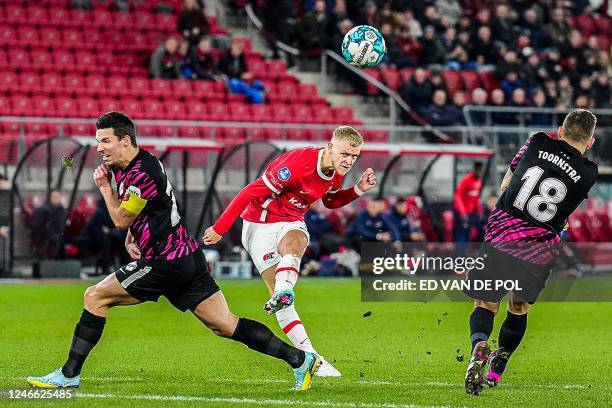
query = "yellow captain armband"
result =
(120, 186, 148, 215)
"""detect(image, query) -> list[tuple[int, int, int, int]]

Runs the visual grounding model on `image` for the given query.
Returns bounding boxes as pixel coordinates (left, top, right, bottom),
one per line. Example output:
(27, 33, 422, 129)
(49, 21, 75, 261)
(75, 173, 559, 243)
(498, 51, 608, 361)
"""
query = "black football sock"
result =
(231, 317, 305, 369)
(61, 309, 106, 378)
(498, 310, 527, 354)
(469, 307, 495, 352)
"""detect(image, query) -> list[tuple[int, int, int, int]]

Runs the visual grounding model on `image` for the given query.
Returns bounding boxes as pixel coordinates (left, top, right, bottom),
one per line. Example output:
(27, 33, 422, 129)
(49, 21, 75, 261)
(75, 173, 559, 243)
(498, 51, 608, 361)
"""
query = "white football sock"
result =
(276, 303, 316, 354)
(274, 254, 300, 293)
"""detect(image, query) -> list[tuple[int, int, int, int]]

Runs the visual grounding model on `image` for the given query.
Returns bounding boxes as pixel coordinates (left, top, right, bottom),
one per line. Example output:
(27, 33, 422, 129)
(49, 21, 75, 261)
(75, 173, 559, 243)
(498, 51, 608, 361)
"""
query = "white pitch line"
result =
(77, 393, 454, 408)
(357, 380, 590, 389)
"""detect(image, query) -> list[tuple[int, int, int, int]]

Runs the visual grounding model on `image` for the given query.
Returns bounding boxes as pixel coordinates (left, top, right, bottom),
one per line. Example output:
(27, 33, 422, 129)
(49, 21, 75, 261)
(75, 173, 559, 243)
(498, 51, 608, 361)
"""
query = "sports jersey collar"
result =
(123, 148, 145, 171)
(317, 148, 334, 181)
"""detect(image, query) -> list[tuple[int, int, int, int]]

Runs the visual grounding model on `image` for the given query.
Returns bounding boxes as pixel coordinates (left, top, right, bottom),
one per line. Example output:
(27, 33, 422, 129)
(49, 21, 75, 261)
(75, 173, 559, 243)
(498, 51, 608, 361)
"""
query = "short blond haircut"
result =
(332, 126, 363, 147)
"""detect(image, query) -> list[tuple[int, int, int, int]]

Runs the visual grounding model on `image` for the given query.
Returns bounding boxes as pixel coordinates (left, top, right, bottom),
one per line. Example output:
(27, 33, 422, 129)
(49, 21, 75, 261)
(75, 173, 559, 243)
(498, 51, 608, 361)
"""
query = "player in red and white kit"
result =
(203, 126, 377, 377)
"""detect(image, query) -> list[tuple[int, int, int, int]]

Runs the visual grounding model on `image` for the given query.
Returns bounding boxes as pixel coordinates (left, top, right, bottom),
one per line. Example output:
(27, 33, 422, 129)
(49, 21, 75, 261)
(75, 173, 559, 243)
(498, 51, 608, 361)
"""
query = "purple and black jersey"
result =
(486, 132, 598, 264)
(112, 149, 200, 261)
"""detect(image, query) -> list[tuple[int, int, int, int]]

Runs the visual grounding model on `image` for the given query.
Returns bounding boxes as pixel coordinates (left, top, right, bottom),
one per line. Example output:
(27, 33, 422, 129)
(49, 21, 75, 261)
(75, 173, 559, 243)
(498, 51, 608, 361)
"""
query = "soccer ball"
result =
(341, 25, 386, 68)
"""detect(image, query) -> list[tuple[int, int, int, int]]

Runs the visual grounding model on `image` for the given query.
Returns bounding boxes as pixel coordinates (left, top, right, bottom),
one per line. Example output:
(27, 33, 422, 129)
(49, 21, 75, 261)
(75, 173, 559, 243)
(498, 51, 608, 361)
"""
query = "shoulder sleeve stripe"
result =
(262, 173, 281, 194)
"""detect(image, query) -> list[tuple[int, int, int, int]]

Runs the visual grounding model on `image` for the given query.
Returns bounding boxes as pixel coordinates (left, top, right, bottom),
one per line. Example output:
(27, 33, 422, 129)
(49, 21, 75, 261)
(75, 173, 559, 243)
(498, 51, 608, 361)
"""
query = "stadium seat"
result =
(84, 75, 107, 98)
(49, 8, 71, 28)
(64, 76, 86, 95)
(165, 100, 187, 120)
(186, 102, 209, 120)
(266, 128, 287, 140)
(246, 128, 267, 141)
(461, 71, 481, 92)
(399, 68, 415, 83)
(31, 50, 53, 68)
(129, 78, 151, 98)
(271, 104, 292, 123)
(479, 71, 499, 92)
(99, 98, 122, 112)
(229, 103, 252, 121)
(142, 100, 165, 119)
(39, 28, 62, 47)
(0, 95, 10, 115)
(596, 35, 610, 51)
(266, 60, 287, 80)
(19, 73, 42, 94)
(291, 105, 312, 123)
(362, 68, 381, 96)
(78, 98, 100, 118)
(4, 6, 27, 25)
(250, 104, 271, 122)
(150, 79, 174, 99)
(573, 15, 596, 37)
(381, 68, 402, 91)
(32, 96, 56, 117)
(56, 97, 78, 117)
(594, 16, 611, 35)
(222, 127, 246, 143)
(172, 80, 195, 99)
(24, 123, 53, 138)
(64, 123, 95, 136)
(442, 70, 462, 95)
(0, 71, 20, 94)
(313, 105, 334, 124)
(155, 13, 176, 30)
(8, 50, 30, 70)
(11, 96, 32, 116)
(0, 26, 17, 46)
(41, 73, 64, 94)
(27, 7, 48, 24)
(107, 77, 128, 98)
(177, 126, 202, 138)
(208, 104, 231, 121)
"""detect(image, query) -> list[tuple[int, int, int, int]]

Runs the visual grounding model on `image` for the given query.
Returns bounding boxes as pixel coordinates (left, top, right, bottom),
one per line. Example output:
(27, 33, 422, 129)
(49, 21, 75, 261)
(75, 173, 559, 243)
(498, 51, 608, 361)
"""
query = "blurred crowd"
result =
(255, 0, 611, 125)
(149, 0, 266, 103)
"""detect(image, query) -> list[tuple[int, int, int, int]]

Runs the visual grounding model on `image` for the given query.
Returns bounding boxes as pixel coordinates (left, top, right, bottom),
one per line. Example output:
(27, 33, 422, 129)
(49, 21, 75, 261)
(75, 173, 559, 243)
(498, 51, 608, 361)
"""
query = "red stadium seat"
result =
(84, 75, 108, 97)
(266, 60, 287, 80)
(64, 123, 95, 136)
(0, 26, 17, 46)
(24, 123, 53, 137)
(41, 73, 64, 94)
(596, 35, 610, 51)
(64, 76, 86, 95)
(97, 53, 117, 67)
(32, 96, 56, 116)
(78, 98, 100, 118)
(18, 73, 42, 94)
(171, 80, 194, 99)
(461, 71, 481, 92)
(63, 30, 85, 49)
(27, 7, 48, 24)
(177, 126, 202, 138)
(222, 127, 246, 143)
(8, 50, 30, 70)
(276, 81, 298, 103)
(362, 130, 388, 143)
(332, 107, 355, 123)
(250, 104, 271, 122)
(313, 105, 333, 124)
(49, 8, 71, 28)
(573, 15, 596, 38)
(93, 10, 113, 28)
(4, 6, 27, 25)
(142, 100, 165, 119)
(99, 98, 122, 112)
(298, 84, 318, 103)
(208, 104, 231, 121)
(123, 99, 143, 118)
(56, 97, 78, 117)
(246, 128, 267, 141)
(292, 105, 312, 123)
(11, 96, 32, 116)
(165, 100, 187, 120)
(186, 102, 209, 120)
(0, 71, 20, 94)
(381, 68, 402, 91)
(479, 71, 499, 92)
(31, 50, 53, 68)
(0, 95, 11, 115)
(39, 28, 62, 47)
(362, 68, 381, 96)
(442, 70, 462, 95)
(266, 128, 287, 140)
(594, 16, 611, 35)
(271, 104, 292, 122)
(229, 103, 252, 121)
(129, 78, 151, 98)
(399, 68, 415, 83)
(70, 10, 91, 28)
(135, 12, 156, 30)
(107, 77, 128, 97)
(150, 79, 173, 98)
(155, 13, 176, 30)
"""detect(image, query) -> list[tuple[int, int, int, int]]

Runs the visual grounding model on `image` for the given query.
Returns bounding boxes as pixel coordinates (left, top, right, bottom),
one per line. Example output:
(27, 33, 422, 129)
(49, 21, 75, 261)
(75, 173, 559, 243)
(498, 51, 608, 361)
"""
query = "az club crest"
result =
(278, 167, 291, 181)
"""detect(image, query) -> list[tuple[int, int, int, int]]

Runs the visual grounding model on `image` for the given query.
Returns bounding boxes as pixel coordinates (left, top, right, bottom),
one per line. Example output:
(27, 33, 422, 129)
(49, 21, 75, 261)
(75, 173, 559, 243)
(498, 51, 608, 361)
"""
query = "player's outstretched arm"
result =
(322, 168, 377, 209)
(94, 165, 138, 229)
(500, 168, 513, 192)
(203, 178, 275, 245)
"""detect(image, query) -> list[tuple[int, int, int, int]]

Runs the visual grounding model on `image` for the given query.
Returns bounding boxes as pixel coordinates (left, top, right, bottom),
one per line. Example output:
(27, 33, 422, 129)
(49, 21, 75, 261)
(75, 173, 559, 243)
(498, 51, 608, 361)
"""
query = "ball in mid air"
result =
(341, 25, 386, 68)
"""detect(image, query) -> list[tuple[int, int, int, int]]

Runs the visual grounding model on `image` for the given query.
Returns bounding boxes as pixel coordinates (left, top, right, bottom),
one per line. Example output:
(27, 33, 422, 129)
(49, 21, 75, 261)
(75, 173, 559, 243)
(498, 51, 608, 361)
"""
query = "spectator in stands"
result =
(491, 3, 517, 47)
(500, 71, 524, 100)
(31, 190, 67, 259)
(593, 72, 611, 108)
(497, 50, 521, 79)
(263, 0, 296, 59)
(450, 92, 467, 124)
(446, 44, 477, 71)
(218, 41, 247, 79)
(453, 162, 484, 243)
(380, 23, 413, 68)
(562, 30, 584, 61)
(490, 89, 516, 125)
(574, 93, 594, 109)
(376, 3, 401, 32)
(543, 47, 564, 81)
(471, 26, 497, 66)
(543, 79, 560, 107)
(469, 88, 489, 126)
(419, 5, 444, 33)
(547, 8, 572, 47)
(435, 0, 462, 26)
(518, 8, 548, 50)
(192, 37, 218, 80)
(178, 0, 210, 45)
(528, 89, 553, 126)
(360, 0, 378, 27)
(522, 52, 547, 91)
(296, 0, 329, 53)
(347, 197, 399, 250)
(419, 25, 446, 66)
(557, 75, 574, 108)
(510, 88, 527, 108)
(400, 68, 433, 113)
(149, 37, 181, 79)
(398, 9, 422, 38)
(396, 27, 423, 64)
(178, 40, 196, 79)
(305, 201, 350, 257)
(384, 197, 426, 242)
(428, 70, 448, 94)
(422, 90, 461, 130)
(220, 45, 266, 104)
(81, 197, 129, 276)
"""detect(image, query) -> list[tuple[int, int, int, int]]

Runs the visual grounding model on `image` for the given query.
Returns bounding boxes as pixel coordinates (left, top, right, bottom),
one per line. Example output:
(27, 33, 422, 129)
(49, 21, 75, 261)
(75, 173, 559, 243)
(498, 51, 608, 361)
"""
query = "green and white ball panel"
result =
(341, 25, 386, 68)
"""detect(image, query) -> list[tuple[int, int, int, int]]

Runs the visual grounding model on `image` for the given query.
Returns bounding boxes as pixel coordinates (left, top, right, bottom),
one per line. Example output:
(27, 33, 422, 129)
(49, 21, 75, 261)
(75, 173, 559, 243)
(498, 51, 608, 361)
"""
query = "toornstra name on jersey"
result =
(537, 150, 581, 183)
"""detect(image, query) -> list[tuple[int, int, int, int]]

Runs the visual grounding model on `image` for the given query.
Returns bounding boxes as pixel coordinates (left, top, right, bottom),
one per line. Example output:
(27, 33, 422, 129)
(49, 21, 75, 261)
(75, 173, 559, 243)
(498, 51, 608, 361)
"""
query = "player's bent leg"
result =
(465, 300, 498, 396)
(263, 229, 308, 315)
(487, 294, 530, 388)
(190, 291, 321, 390)
(28, 273, 141, 389)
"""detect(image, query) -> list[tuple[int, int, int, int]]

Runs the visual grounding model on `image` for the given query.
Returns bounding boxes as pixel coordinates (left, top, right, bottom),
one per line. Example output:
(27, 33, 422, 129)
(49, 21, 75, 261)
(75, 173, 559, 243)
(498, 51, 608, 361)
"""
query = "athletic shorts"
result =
(241, 219, 310, 273)
(463, 245, 552, 304)
(115, 249, 220, 312)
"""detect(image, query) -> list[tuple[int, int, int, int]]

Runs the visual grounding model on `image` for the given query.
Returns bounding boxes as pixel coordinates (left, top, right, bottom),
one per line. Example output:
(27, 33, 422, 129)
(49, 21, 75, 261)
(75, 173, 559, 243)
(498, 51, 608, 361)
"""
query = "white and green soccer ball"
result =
(341, 25, 386, 68)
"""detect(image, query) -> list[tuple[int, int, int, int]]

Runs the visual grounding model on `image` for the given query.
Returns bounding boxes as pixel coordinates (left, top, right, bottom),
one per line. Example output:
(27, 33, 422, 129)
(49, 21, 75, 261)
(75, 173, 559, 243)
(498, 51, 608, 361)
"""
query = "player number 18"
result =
(513, 166, 567, 222)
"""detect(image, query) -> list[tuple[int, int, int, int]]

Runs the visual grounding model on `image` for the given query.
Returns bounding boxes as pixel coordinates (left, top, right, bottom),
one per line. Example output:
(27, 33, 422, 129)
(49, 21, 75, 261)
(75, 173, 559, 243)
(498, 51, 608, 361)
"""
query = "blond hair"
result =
(332, 126, 363, 147)
(563, 109, 597, 142)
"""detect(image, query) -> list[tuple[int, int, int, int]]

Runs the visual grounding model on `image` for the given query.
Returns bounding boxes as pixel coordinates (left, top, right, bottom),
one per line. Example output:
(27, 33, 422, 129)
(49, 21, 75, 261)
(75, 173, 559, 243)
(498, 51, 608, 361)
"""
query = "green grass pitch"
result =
(1, 278, 611, 407)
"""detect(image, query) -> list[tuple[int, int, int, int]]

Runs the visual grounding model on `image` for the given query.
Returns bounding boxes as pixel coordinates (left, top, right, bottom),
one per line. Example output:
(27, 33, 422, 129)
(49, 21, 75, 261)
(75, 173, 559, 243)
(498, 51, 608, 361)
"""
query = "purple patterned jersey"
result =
(112, 149, 200, 261)
(486, 132, 598, 264)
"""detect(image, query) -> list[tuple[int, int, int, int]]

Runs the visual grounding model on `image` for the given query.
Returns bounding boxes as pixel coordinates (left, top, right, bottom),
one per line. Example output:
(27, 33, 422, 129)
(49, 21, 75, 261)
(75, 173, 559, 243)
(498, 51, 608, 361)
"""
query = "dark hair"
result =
(96, 111, 137, 147)
(563, 109, 597, 142)
(473, 161, 484, 171)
